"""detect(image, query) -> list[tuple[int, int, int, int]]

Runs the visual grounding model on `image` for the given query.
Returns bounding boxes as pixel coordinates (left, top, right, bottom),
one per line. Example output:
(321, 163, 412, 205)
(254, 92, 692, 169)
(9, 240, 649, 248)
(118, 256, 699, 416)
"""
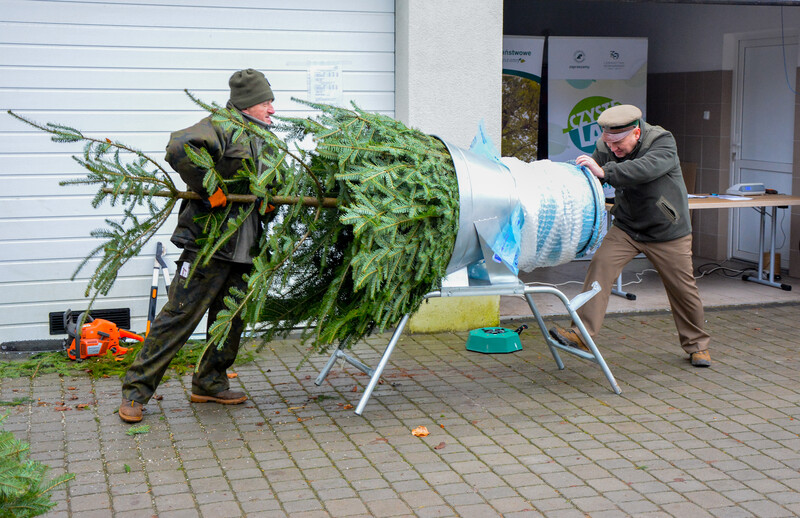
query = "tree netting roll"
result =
(501, 157, 606, 273)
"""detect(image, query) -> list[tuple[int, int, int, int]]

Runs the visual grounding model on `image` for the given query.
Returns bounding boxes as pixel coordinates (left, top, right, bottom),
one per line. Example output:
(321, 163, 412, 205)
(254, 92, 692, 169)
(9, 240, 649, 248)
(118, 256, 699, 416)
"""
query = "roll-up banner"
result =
(547, 37, 648, 165)
(502, 35, 545, 163)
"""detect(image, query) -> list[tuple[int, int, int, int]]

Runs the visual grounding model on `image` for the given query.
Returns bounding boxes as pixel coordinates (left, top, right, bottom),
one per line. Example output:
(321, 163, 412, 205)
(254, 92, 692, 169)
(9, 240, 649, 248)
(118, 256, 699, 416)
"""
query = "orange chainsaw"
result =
(64, 310, 144, 361)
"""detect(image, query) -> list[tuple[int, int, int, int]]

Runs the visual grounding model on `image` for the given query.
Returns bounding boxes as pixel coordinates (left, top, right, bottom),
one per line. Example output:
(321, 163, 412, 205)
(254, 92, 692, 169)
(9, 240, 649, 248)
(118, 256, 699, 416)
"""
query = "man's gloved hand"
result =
(208, 188, 227, 208)
(258, 199, 275, 214)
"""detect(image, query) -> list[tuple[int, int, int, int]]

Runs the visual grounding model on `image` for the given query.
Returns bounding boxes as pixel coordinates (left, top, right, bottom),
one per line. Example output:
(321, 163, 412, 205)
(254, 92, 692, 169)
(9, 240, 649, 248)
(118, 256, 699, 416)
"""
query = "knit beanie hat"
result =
(229, 69, 274, 110)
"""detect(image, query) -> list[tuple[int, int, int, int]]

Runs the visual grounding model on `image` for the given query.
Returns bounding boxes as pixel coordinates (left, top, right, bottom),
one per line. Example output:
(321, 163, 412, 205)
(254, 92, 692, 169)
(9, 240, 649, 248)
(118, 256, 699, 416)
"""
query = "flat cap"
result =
(597, 104, 642, 130)
(598, 104, 642, 143)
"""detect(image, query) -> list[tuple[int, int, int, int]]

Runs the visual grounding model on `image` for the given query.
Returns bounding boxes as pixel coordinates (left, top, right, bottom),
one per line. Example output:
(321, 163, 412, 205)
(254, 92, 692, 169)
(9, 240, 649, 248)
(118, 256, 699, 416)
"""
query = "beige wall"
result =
(648, 70, 734, 262)
(396, 0, 503, 147)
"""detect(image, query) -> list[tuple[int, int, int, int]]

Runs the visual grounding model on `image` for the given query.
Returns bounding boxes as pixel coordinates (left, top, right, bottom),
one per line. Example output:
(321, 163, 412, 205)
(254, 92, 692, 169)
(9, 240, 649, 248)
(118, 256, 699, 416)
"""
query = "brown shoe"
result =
(190, 389, 247, 405)
(690, 350, 712, 367)
(549, 326, 590, 352)
(119, 398, 143, 423)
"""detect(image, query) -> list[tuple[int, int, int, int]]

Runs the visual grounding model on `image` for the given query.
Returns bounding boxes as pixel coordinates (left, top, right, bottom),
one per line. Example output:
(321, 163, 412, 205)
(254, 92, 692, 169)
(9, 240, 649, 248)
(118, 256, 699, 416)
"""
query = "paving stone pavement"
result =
(3, 302, 800, 517)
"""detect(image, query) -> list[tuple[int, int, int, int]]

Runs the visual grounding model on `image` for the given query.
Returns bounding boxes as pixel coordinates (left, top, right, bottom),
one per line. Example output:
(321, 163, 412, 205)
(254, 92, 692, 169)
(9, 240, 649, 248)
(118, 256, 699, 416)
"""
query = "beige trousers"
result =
(574, 226, 710, 354)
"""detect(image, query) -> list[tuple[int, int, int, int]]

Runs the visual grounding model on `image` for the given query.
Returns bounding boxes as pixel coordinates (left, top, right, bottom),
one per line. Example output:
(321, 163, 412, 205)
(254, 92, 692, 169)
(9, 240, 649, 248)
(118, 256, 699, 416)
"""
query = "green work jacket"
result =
(594, 122, 691, 243)
(165, 102, 267, 263)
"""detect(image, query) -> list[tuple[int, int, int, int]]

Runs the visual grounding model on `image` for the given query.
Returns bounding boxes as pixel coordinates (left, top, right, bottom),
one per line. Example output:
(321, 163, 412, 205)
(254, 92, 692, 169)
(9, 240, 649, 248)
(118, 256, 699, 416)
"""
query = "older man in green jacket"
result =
(120, 69, 276, 423)
(550, 104, 711, 368)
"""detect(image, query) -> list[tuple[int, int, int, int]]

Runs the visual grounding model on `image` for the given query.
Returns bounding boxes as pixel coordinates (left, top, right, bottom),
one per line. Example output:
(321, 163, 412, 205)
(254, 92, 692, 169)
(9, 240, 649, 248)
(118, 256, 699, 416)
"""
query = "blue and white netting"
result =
(501, 157, 606, 273)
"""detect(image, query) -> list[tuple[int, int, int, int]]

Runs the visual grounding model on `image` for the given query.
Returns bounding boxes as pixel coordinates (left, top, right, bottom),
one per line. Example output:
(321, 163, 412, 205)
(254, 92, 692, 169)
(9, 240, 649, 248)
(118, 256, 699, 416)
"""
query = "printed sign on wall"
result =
(547, 37, 648, 162)
(502, 36, 545, 163)
(308, 65, 343, 105)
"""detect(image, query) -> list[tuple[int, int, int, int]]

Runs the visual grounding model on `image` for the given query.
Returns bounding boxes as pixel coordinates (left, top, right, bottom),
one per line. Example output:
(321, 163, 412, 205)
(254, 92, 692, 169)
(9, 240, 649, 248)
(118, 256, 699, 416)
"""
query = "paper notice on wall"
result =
(547, 37, 648, 163)
(308, 65, 343, 105)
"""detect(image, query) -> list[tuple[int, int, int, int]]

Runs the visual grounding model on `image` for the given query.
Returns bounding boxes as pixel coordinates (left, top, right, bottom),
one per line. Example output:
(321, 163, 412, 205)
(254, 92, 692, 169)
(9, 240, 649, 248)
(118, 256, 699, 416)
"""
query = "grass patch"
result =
(0, 397, 33, 406)
(312, 394, 338, 402)
(125, 424, 150, 436)
(0, 340, 259, 380)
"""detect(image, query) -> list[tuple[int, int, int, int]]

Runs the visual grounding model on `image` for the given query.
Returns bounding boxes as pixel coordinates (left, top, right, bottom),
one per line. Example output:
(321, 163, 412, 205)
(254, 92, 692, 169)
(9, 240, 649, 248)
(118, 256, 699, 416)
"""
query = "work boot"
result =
(190, 389, 247, 405)
(549, 326, 591, 353)
(119, 398, 144, 423)
(690, 350, 712, 367)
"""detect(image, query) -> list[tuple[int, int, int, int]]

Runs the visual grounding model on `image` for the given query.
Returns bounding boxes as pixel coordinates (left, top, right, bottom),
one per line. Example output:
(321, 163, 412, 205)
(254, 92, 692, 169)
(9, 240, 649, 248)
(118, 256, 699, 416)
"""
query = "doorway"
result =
(731, 35, 796, 268)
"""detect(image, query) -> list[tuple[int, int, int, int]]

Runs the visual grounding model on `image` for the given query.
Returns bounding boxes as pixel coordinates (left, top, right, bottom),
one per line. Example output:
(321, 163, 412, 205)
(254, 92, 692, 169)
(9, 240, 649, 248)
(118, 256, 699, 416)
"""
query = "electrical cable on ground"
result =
(695, 261, 757, 279)
(523, 268, 658, 290)
(523, 257, 772, 292)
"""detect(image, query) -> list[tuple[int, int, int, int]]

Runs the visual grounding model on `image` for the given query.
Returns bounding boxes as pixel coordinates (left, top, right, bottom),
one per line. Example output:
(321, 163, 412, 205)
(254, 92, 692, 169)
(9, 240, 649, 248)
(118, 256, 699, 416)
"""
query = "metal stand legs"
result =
(314, 314, 411, 415)
(315, 283, 621, 415)
(522, 284, 620, 396)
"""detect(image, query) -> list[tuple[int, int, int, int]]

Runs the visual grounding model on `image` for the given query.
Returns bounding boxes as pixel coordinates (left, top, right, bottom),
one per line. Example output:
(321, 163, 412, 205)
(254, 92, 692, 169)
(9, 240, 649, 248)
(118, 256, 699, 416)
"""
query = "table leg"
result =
(611, 273, 637, 300)
(742, 206, 791, 291)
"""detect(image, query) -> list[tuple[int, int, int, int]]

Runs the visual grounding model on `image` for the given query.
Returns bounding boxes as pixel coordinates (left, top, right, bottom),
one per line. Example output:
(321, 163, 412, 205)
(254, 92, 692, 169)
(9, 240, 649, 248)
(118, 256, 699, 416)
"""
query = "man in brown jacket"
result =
(550, 104, 711, 368)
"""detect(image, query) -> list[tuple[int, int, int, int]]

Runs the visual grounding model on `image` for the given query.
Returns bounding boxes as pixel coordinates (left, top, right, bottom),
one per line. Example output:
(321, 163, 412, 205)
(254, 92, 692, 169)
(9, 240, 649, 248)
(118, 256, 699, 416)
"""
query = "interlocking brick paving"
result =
(3, 303, 799, 517)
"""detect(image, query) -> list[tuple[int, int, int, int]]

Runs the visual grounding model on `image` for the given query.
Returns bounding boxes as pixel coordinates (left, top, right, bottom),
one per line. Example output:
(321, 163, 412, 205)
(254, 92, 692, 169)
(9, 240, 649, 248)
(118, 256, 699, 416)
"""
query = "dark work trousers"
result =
(122, 256, 251, 404)
(572, 225, 711, 354)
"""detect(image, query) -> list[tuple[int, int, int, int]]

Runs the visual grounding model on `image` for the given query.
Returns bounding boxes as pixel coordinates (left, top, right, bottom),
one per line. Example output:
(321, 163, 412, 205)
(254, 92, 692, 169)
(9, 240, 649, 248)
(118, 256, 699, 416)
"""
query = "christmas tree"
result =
(0, 414, 74, 517)
(9, 94, 460, 357)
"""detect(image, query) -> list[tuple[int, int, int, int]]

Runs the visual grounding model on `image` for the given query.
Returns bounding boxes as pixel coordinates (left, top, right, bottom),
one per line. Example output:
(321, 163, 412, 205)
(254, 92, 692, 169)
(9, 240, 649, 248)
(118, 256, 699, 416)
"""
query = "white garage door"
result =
(0, 0, 395, 342)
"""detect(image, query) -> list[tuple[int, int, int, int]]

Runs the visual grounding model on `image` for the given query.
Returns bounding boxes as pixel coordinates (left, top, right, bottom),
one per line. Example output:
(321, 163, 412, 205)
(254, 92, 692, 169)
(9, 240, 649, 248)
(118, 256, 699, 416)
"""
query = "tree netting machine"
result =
(315, 140, 622, 415)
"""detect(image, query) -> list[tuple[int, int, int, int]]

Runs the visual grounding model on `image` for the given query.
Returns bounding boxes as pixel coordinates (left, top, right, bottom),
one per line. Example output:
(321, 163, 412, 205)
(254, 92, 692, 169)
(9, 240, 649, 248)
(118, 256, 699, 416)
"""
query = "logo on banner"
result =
(604, 49, 625, 70)
(562, 96, 622, 153)
(503, 48, 531, 65)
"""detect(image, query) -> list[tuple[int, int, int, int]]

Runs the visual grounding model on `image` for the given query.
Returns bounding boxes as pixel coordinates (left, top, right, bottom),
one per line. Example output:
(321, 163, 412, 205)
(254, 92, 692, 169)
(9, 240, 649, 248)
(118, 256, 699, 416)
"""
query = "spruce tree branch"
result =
(7, 110, 174, 190)
(74, 199, 177, 300)
(10, 95, 460, 356)
(33, 473, 75, 499)
(65, 167, 176, 194)
(313, 262, 353, 345)
(198, 204, 324, 364)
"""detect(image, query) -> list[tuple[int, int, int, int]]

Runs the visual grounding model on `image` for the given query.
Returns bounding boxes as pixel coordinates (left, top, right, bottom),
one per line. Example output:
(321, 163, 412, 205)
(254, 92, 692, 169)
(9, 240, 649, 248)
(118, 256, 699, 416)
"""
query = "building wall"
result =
(504, 0, 800, 73)
(648, 64, 799, 278)
(794, 67, 800, 276)
(396, 0, 503, 146)
(647, 70, 734, 262)
(1, 0, 509, 340)
(0, 0, 396, 341)
(506, 0, 800, 277)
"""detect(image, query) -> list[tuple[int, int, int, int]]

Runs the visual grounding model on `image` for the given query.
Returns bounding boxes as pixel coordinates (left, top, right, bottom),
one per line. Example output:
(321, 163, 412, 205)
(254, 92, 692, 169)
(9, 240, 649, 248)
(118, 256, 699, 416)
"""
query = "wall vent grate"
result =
(49, 308, 131, 335)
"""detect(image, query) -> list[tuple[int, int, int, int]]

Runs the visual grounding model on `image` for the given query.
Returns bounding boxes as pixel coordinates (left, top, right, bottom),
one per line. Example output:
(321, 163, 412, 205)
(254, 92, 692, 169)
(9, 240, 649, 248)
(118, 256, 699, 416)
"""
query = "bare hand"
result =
(575, 155, 604, 179)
